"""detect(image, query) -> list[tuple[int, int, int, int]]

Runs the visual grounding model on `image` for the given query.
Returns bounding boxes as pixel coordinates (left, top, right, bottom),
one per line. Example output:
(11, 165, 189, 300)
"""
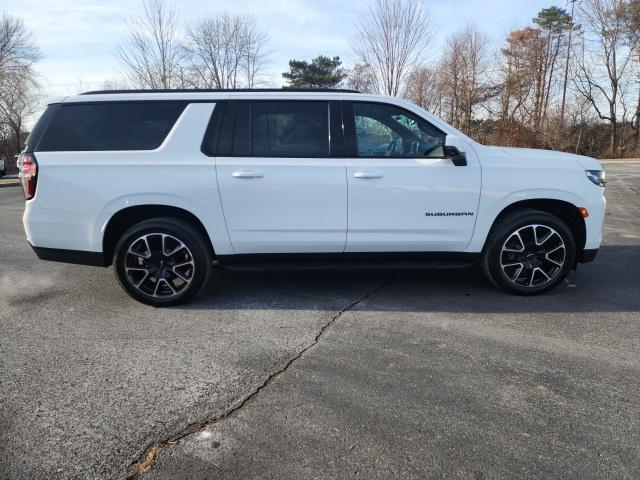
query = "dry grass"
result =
(0, 177, 20, 187)
(130, 444, 161, 479)
(599, 158, 640, 163)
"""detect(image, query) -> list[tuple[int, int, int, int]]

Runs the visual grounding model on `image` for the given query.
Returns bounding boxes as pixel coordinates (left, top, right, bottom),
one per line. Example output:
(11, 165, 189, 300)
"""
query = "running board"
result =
(215, 252, 478, 272)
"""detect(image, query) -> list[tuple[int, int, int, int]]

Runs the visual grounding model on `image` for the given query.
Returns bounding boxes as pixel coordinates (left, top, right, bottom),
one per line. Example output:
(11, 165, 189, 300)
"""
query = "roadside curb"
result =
(599, 160, 640, 164)
(0, 180, 20, 188)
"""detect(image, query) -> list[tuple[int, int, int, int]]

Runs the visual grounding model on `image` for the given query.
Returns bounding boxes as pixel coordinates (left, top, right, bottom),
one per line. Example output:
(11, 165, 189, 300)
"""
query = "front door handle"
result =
(353, 172, 384, 179)
(232, 171, 264, 179)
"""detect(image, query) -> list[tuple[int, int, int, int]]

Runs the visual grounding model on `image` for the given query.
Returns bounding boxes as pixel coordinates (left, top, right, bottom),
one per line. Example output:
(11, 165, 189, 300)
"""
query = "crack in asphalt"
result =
(127, 277, 396, 479)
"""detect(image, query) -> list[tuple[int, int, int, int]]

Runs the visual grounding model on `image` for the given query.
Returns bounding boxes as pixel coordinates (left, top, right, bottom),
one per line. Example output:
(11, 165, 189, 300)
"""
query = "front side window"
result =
(352, 102, 445, 158)
(36, 101, 187, 152)
(250, 101, 329, 157)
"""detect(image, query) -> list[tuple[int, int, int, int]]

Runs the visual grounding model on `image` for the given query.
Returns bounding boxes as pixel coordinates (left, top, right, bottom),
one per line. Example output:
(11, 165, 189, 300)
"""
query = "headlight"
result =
(585, 169, 606, 187)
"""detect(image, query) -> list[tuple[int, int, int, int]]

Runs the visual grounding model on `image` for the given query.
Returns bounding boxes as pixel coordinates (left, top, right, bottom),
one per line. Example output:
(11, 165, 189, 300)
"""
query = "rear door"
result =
(343, 100, 481, 252)
(214, 99, 347, 254)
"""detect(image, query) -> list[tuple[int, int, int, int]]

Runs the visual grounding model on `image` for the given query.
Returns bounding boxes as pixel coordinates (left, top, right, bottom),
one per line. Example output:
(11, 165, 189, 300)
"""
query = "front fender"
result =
(466, 188, 584, 253)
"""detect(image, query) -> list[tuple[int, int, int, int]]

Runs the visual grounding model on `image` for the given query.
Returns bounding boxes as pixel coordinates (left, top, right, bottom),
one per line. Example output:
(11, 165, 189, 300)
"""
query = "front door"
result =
(216, 100, 347, 254)
(344, 101, 481, 252)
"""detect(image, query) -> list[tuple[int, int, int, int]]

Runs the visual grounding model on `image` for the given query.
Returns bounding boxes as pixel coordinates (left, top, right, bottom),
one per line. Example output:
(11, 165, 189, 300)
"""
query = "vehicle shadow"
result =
(181, 244, 640, 314)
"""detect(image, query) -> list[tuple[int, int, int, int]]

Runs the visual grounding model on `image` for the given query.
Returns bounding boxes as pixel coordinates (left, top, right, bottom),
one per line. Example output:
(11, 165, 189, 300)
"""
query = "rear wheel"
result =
(481, 210, 576, 295)
(114, 218, 212, 306)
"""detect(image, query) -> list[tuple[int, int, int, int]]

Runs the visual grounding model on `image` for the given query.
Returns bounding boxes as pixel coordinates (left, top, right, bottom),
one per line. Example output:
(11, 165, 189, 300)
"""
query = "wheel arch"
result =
(102, 205, 214, 266)
(486, 199, 586, 263)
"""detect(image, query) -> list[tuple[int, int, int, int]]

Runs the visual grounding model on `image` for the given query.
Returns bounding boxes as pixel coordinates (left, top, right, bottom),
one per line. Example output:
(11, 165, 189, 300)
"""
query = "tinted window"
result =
(201, 102, 227, 156)
(24, 104, 57, 152)
(250, 101, 329, 157)
(37, 102, 187, 151)
(352, 102, 445, 158)
(233, 102, 251, 156)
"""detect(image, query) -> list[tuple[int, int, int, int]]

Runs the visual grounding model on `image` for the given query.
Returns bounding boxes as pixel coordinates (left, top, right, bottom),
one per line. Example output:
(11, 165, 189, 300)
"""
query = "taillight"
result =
(19, 152, 38, 200)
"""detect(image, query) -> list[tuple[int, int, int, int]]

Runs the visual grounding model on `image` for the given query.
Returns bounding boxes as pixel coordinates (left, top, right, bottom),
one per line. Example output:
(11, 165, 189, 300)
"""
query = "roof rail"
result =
(80, 87, 361, 95)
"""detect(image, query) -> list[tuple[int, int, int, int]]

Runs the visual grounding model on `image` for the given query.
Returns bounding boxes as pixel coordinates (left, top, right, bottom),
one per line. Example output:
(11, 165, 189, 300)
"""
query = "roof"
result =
(80, 88, 360, 95)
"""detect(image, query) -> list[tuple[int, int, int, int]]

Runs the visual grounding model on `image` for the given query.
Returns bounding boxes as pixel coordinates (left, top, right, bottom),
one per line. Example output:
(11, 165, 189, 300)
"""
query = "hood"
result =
(486, 146, 603, 170)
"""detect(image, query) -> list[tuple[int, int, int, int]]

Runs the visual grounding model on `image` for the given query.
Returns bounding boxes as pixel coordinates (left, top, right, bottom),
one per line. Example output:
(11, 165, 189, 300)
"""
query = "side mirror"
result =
(444, 146, 467, 166)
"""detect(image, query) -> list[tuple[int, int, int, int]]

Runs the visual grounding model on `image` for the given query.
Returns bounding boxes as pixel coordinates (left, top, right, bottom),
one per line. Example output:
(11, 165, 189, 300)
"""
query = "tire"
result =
(113, 218, 212, 307)
(481, 209, 576, 295)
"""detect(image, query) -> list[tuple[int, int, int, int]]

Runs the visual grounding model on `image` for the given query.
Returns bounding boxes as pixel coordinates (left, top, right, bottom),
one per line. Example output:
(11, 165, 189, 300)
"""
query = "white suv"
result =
(19, 89, 606, 306)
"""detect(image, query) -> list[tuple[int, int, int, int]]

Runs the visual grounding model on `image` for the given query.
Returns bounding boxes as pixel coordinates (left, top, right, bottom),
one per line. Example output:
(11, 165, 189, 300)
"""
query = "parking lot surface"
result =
(1, 165, 639, 479)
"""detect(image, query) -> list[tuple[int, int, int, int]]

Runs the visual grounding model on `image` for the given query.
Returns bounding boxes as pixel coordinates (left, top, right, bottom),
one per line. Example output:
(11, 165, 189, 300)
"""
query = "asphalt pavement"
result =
(1, 165, 639, 479)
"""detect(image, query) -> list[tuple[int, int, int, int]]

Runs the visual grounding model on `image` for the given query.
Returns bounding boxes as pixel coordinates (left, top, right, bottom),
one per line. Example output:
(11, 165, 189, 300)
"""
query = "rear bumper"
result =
(580, 248, 598, 263)
(23, 202, 103, 252)
(30, 244, 107, 267)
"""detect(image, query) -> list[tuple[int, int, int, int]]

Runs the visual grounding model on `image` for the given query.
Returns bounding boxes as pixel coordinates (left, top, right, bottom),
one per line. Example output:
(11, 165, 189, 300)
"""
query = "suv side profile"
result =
(19, 89, 606, 306)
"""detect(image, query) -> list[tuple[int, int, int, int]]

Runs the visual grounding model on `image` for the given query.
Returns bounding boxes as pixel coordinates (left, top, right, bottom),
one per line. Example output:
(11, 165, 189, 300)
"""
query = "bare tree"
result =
(440, 24, 493, 133)
(533, 7, 573, 128)
(0, 12, 40, 79)
(0, 74, 38, 152)
(404, 65, 444, 115)
(351, 0, 433, 96)
(182, 13, 269, 89)
(102, 78, 130, 90)
(499, 26, 543, 138)
(623, 0, 640, 148)
(496, 23, 574, 146)
(115, 0, 182, 89)
(560, 0, 579, 126)
(0, 12, 40, 168)
(573, 0, 637, 155)
(241, 17, 270, 88)
(346, 63, 378, 93)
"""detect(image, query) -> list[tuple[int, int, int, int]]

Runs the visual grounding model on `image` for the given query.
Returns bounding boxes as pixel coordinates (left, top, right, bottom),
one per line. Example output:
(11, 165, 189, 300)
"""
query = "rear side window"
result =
(24, 104, 56, 152)
(244, 101, 329, 157)
(36, 102, 187, 151)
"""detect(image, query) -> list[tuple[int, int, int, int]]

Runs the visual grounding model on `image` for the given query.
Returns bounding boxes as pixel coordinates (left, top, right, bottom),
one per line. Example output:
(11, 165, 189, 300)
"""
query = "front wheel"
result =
(481, 210, 576, 295)
(114, 218, 212, 306)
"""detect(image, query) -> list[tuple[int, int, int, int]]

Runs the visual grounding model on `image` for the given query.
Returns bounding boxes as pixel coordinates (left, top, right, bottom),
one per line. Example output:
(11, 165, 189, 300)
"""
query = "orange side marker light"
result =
(579, 207, 589, 218)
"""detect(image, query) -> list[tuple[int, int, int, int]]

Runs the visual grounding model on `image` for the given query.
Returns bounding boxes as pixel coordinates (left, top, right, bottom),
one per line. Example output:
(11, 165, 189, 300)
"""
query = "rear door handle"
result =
(353, 172, 384, 179)
(232, 171, 264, 179)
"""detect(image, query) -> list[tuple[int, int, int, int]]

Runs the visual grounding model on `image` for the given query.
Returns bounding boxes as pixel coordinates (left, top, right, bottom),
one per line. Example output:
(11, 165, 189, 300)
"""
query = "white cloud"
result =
(4, 0, 558, 96)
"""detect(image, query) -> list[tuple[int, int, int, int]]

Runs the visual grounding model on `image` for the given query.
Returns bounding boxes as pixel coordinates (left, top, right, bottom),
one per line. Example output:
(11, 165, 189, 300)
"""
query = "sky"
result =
(4, 0, 568, 98)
